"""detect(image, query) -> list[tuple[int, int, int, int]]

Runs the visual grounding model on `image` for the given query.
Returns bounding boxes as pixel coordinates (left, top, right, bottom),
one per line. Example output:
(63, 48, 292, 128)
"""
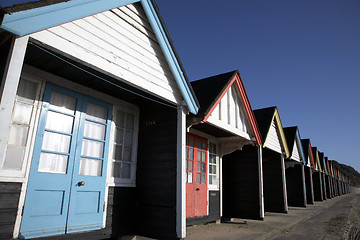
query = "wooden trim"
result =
(176, 106, 186, 238)
(257, 146, 264, 219)
(0, 36, 29, 178)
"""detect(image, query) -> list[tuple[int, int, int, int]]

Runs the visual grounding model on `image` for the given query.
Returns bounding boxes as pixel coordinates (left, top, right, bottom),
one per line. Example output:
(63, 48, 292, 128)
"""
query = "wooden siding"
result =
(262, 149, 287, 213)
(136, 104, 178, 239)
(285, 164, 306, 207)
(304, 166, 314, 204)
(0, 182, 21, 240)
(186, 191, 220, 226)
(222, 146, 262, 219)
(207, 85, 252, 140)
(29, 3, 183, 105)
(291, 139, 301, 162)
(265, 120, 282, 154)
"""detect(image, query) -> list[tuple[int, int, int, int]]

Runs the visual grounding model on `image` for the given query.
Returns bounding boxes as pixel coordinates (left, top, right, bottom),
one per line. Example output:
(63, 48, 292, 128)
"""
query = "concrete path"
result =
(183, 192, 360, 240)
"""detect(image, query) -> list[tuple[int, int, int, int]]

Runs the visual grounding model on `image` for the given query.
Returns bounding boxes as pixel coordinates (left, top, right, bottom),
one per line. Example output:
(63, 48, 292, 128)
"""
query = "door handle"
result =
(78, 181, 85, 186)
(196, 188, 200, 191)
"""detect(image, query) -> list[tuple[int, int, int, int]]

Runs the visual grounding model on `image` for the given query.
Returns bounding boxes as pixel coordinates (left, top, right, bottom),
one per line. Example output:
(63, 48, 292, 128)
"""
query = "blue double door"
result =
(20, 84, 112, 239)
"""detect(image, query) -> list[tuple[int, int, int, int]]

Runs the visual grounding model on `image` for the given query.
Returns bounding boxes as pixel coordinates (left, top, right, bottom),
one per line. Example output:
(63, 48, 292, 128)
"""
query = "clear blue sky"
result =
(1, 0, 359, 173)
(155, 0, 360, 172)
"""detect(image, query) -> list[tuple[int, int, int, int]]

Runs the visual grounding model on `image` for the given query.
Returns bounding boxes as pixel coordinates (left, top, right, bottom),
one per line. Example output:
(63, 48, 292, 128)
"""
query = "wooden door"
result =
(186, 134, 207, 218)
(20, 84, 112, 239)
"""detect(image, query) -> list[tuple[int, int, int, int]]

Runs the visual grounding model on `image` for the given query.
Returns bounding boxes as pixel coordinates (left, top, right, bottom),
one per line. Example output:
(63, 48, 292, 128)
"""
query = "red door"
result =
(186, 133, 208, 218)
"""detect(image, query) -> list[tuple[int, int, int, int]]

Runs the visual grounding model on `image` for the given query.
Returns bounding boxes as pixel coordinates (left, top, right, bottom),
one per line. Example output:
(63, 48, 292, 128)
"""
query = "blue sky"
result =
(1, 0, 359, 173)
(155, 0, 360, 172)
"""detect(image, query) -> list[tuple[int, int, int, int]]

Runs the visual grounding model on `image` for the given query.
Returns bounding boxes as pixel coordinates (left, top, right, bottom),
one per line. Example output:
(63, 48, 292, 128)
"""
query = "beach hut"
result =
(283, 127, 306, 207)
(301, 139, 315, 205)
(324, 157, 333, 198)
(329, 160, 339, 197)
(186, 71, 263, 225)
(254, 107, 290, 213)
(318, 152, 328, 200)
(311, 147, 324, 201)
(0, 1, 199, 239)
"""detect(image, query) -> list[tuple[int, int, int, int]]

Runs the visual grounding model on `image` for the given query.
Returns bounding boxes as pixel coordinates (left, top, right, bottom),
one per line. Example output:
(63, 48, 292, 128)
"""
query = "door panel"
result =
(186, 134, 208, 218)
(20, 84, 112, 239)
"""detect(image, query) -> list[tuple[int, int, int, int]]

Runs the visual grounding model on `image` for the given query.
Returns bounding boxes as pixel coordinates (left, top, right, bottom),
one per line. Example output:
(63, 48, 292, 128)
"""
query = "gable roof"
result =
(301, 139, 316, 169)
(253, 106, 290, 158)
(0, 0, 199, 114)
(190, 70, 262, 145)
(318, 151, 328, 174)
(283, 126, 305, 164)
(311, 147, 322, 172)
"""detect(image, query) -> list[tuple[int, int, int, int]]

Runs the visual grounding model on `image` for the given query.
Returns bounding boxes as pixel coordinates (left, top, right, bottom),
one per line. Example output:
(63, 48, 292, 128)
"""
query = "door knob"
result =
(78, 181, 85, 186)
(196, 188, 200, 191)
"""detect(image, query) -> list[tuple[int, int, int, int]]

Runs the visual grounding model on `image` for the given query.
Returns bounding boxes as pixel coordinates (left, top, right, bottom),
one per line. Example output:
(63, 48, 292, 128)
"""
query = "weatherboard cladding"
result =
(190, 70, 261, 145)
(28, 3, 183, 106)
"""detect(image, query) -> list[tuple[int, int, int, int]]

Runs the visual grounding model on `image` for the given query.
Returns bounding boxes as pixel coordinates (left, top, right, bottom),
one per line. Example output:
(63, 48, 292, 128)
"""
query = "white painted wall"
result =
(30, 3, 182, 105)
(207, 85, 252, 140)
(291, 139, 301, 163)
(265, 119, 282, 154)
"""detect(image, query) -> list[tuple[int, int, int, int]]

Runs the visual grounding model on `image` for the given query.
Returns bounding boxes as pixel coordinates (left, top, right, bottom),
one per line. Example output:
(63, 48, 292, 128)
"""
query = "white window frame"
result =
(208, 141, 220, 191)
(108, 105, 139, 187)
(0, 76, 44, 179)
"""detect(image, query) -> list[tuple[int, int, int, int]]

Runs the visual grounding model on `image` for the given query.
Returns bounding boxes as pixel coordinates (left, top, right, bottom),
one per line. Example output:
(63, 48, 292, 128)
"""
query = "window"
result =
(1, 78, 41, 177)
(110, 108, 138, 186)
(209, 142, 219, 189)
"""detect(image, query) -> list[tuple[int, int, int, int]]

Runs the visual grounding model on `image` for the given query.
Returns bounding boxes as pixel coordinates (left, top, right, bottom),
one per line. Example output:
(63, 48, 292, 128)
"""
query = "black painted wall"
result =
(304, 166, 314, 204)
(0, 182, 21, 240)
(312, 172, 323, 201)
(222, 145, 262, 220)
(186, 190, 220, 226)
(321, 173, 327, 200)
(135, 105, 178, 239)
(325, 176, 332, 199)
(262, 148, 287, 213)
(285, 164, 306, 207)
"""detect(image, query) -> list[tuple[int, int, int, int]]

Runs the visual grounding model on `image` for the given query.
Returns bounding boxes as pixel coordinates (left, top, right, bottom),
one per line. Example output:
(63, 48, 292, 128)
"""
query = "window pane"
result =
(3, 146, 25, 170)
(124, 131, 133, 146)
(115, 128, 124, 144)
(209, 165, 213, 174)
(212, 175, 217, 185)
(201, 174, 205, 184)
(81, 139, 104, 158)
(126, 114, 134, 130)
(202, 152, 205, 162)
(17, 79, 38, 102)
(196, 173, 201, 184)
(188, 149, 194, 160)
(112, 162, 121, 178)
(79, 158, 102, 176)
(201, 163, 206, 173)
(123, 147, 132, 162)
(197, 162, 200, 172)
(187, 160, 192, 171)
(121, 163, 131, 178)
(42, 131, 71, 153)
(38, 153, 68, 174)
(45, 111, 74, 133)
(86, 103, 107, 123)
(84, 121, 105, 140)
(49, 92, 76, 115)
(8, 124, 28, 146)
(209, 176, 212, 184)
(187, 172, 192, 183)
(113, 145, 123, 160)
(13, 102, 33, 124)
(115, 110, 125, 127)
(212, 165, 216, 173)
(197, 151, 201, 161)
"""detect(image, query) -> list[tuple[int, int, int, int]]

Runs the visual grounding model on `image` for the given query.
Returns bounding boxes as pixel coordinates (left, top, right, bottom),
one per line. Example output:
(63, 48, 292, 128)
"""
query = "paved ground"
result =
(184, 191, 360, 240)
(133, 188, 360, 240)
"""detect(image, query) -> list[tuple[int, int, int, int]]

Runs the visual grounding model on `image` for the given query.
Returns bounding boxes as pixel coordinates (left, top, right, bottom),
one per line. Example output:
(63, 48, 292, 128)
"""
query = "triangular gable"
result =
(0, 0, 199, 114)
(254, 107, 290, 157)
(191, 71, 262, 146)
(312, 147, 322, 172)
(283, 126, 305, 164)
